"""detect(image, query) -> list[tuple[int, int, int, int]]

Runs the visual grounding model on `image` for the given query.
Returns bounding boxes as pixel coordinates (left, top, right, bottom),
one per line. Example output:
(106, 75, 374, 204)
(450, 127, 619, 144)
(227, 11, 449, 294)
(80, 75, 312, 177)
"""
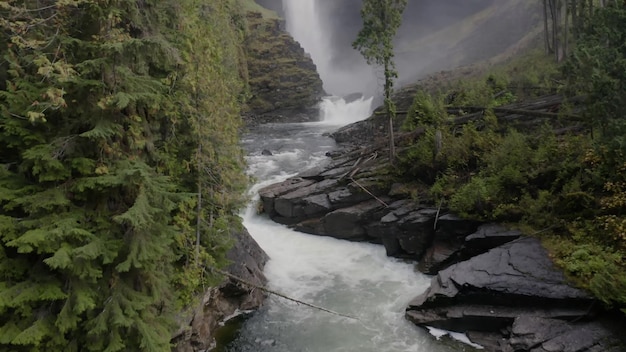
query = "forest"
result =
(0, 0, 248, 350)
(397, 0, 626, 315)
(0, 0, 625, 351)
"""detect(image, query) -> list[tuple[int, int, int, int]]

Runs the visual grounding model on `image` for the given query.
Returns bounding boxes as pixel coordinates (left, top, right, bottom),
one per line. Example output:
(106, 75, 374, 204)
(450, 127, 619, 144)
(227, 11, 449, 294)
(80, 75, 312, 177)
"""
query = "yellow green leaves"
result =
(1, 0, 250, 350)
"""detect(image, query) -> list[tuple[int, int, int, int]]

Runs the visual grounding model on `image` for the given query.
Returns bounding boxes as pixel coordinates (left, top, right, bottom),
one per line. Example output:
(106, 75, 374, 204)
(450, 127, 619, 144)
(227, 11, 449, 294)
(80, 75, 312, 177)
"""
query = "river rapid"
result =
(217, 96, 473, 352)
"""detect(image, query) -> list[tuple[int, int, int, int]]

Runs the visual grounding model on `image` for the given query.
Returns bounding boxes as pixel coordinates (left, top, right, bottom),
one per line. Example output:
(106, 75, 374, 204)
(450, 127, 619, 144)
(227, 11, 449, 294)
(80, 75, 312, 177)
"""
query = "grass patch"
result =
(238, 0, 279, 18)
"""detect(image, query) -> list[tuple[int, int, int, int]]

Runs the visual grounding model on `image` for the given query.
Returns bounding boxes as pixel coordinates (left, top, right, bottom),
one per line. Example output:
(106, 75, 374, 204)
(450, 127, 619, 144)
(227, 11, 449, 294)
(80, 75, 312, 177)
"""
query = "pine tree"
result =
(353, 0, 407, 164)
(0, 0, 249, 350)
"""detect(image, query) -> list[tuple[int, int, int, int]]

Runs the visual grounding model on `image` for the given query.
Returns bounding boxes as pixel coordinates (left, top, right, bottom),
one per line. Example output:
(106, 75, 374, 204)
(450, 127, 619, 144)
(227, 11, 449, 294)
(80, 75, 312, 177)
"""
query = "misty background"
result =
(255, 0, 541, 97)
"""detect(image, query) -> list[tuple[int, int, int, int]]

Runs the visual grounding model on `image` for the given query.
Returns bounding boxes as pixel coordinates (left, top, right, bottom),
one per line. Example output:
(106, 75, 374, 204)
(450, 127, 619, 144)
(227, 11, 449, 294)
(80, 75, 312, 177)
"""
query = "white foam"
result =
(427, 327, 485, 349)
(318, 96, 374, 125)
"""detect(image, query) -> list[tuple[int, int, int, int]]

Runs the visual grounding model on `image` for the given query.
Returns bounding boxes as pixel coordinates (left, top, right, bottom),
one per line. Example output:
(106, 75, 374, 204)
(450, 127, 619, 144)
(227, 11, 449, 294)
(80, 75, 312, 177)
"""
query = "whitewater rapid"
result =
(218, 99, 464, 351)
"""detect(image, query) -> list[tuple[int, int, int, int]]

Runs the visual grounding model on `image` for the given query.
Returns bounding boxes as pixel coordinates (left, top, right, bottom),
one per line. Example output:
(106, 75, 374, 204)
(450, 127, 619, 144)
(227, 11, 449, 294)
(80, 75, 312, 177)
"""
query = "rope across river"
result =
(209, 266, 360, 321)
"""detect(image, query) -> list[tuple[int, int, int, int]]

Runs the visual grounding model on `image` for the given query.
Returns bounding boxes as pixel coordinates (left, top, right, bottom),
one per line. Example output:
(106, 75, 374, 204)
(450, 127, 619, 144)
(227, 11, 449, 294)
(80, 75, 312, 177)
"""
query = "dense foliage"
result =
(0, 0, 248, 350)
(398, 3, 626, 314)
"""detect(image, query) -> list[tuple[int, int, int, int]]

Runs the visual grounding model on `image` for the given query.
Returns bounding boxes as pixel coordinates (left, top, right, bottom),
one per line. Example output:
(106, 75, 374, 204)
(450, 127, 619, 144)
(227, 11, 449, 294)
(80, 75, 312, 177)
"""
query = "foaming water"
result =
(225, 123, 465, 352)
(318, 96, 374, 126)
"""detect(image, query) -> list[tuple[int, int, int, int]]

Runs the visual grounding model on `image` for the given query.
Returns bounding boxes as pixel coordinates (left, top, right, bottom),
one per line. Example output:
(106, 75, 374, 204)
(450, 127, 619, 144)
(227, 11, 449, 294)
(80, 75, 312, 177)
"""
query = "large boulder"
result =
(418, 223, 519, 274)
(505, 316, 624, 352)
(404, 237, 621, 351)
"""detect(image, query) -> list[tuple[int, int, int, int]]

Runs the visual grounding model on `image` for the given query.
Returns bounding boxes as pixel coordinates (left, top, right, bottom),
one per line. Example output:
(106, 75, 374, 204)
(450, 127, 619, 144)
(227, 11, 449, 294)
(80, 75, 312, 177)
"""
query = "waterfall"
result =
(282, 0, 333, 93)
(282, 0, 374, 124)
(317, 95, 374, 125)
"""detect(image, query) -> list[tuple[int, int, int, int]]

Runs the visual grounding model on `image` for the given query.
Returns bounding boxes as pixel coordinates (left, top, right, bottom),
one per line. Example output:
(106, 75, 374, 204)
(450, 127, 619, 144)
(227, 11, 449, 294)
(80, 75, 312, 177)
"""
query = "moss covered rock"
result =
(243, 12, 324, 122)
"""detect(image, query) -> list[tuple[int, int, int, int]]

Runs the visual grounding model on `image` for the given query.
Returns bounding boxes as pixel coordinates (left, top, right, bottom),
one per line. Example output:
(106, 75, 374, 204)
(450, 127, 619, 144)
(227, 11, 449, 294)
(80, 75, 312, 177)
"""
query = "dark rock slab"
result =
(327, 187, 372, 206)
(418, 240, 462, 274)
(292, 217, 325, 236)
(507, 317, 625, 352)
(259, 178, 315, 216)
(407, 237, 594, 332)
(272, 179, 339, 222)
(435, 213, 479, 240)
(464, 223, 522, 255)
(302, 194, 332, 216)
(322, 199, 387, 240)
(406, 304, 590, 333)
(508, 316, 575, 350)
(365, 203, 437, 258)
(417, 213, 480, 274)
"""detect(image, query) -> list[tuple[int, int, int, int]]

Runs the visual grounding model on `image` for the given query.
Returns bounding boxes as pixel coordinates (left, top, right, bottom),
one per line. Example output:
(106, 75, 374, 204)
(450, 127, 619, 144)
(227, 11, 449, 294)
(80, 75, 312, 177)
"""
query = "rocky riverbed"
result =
(257, 140, 626, 352)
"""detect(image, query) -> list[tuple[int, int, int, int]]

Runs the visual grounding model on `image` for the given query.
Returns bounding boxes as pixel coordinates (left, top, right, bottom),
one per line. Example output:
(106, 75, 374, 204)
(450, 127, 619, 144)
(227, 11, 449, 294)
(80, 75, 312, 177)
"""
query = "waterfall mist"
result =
(281, 0, 378, 97)
(279, 0, 540, 94)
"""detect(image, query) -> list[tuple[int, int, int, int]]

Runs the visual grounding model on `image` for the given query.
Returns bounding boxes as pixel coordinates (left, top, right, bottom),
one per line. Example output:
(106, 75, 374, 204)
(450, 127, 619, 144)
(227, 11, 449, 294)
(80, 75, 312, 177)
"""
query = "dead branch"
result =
(209, 267, 359, 321)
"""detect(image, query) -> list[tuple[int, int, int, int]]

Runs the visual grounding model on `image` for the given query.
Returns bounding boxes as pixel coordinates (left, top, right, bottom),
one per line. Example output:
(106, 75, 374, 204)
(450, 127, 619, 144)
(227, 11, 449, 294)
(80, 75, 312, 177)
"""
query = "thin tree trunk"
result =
(196, 143, 202, 262)
(564, 0, 570, 58)
(571, 0, 578, 39)
(544, 0, 552, 54)
(385, 60, 396, 164)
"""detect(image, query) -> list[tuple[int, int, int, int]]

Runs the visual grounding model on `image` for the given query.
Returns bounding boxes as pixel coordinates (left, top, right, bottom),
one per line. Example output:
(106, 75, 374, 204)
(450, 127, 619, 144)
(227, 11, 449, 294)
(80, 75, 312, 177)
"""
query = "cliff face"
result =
(173, 228, 268, 351)
(244, 12, 324, 123)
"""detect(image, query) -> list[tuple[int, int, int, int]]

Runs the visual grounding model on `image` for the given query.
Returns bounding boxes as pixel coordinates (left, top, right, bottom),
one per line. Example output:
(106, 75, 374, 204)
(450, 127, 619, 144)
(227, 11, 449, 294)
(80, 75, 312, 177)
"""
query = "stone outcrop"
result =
(172, 228, 268, 351)
(244, 12, 324, 123)
(405, 237, 626, 351)
(258, 148, 481, 262)
(257, 144, 626, 351)
(406, 238, 593, 329)
(257, 147, 530, 269)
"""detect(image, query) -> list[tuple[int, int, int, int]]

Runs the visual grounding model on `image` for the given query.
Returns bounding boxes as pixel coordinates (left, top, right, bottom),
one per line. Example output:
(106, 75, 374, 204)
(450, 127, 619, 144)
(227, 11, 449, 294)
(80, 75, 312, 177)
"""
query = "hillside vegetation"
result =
(0, 1, 249, 350)
(396, 4, 626, 314)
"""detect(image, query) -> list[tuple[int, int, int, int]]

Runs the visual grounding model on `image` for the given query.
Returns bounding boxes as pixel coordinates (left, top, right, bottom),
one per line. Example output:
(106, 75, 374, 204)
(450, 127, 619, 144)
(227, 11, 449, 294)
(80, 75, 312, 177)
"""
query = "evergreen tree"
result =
(0, 0, 248, 350)
(353, 0, 407, 164)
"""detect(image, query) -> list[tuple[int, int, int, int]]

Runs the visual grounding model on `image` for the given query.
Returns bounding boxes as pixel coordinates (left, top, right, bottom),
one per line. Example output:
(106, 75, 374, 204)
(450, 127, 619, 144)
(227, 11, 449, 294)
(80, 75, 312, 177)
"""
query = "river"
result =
(216, 96, 475, 351)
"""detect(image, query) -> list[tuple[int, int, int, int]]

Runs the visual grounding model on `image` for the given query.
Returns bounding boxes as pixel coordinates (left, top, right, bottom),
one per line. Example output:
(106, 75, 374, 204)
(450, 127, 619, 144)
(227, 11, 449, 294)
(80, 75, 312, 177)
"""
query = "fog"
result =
(259, 0, 540, 97)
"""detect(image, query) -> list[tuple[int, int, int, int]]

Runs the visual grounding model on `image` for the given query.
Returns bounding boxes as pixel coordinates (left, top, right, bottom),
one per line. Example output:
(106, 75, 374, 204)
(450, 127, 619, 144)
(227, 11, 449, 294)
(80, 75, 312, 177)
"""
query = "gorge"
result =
(221, 0, 626, 351)
(3, 1, 625, 351)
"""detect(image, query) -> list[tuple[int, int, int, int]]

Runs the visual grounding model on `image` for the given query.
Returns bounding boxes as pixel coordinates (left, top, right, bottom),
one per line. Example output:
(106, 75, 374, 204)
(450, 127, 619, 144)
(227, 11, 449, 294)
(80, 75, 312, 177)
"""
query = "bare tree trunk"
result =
(571, 0, 579, 39)
(544, 0, 552, 54)
(564, 0, 570, 58)
(384, 58, 396, 165)
(196, 143, 202, 262)
(550, 0, 561, 62)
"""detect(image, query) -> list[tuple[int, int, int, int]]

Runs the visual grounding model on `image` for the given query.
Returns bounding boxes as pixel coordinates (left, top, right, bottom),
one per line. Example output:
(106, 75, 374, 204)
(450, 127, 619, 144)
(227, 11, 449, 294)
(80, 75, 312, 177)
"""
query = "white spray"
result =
(282, 0, 377, 123)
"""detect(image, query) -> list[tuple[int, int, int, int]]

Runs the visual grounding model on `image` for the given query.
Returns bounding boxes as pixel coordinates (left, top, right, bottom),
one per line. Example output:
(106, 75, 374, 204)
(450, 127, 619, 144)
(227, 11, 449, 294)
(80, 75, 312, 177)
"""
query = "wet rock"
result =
(417, 214, 480, 274)
(464, 223, 522, 256)
(302, 194, 332, 216)
(173, 228, 268, 351)
(322, 199, 387, 240)
(365, 203, 436, 258)
(273, 179, 339, 223)
(406, 237, 594, 333)
(258, 178, 315, 218)
(417, 241, 461, 275)
(507, 317, 624, 352)
(261, 149, 273, 156)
